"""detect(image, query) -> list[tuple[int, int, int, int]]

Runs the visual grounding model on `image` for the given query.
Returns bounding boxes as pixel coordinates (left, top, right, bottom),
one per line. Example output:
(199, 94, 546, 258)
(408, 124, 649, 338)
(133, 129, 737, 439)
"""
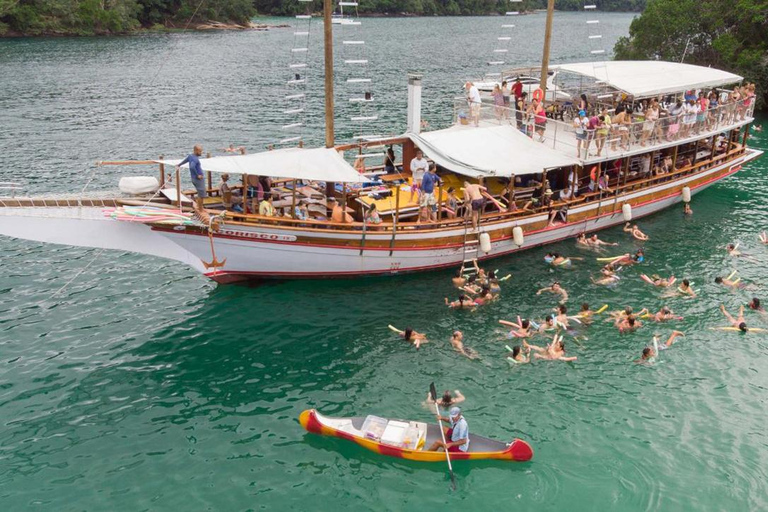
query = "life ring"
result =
(532, 88, 544, 102)
(589, 165, 599, 182)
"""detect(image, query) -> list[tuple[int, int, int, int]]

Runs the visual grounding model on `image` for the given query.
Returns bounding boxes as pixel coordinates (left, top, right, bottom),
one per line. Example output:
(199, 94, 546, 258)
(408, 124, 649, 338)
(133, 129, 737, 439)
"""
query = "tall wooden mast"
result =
(539, 0, 555, 97)
(323, 0, 335, 148)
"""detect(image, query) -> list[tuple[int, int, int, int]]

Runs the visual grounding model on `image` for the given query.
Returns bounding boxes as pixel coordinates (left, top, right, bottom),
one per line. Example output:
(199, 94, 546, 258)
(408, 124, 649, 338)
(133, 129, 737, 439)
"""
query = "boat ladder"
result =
(460, 219, 480, 274)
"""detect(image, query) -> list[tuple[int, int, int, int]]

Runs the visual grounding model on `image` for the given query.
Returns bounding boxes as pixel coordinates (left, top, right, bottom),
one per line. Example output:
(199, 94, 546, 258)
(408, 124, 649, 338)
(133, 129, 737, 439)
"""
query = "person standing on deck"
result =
(409, 149, 429, 203)
(429, 407, 470, 453)
(465, 82, 482, 127)
(420, 164, 441, 223)
(176, 145, 206, 211)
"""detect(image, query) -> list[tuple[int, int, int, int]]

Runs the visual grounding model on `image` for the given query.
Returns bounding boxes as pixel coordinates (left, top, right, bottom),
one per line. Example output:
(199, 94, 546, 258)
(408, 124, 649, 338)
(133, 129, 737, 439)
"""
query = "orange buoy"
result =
(532, 88, 544, 102)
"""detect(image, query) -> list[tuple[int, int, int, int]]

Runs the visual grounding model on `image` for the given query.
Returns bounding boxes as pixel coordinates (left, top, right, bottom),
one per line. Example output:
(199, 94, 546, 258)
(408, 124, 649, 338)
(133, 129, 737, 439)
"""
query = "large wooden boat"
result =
(299, 409, 534, 462)
(0, 3, 762, 283)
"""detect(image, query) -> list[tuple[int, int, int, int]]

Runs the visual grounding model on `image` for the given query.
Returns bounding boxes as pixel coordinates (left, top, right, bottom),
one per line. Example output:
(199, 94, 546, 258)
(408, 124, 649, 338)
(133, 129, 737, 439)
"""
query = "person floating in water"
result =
(450, 331, 479, 359)
(536, 282, 569, 303)
(715, 271, 744, 289)
(675, 279, 697, 298)
(683, 203, 693, 215)
(748, 297, 766, 315)
(646, 306, 682, 322)
(578, 233, 619, 248)
(640, 274, 676, 287)
(591, 267, 620, 286)
(452, 270, 466, 288)
(445, 295, 477, 309)
(506, 344, 530, 364)
(424, 389, 465, 410)
(397, 327, 428, 349)
(616, 314, 642, 333)
(524, 334, 577, 362)
(636, 331, 685, 363)
(726, 243, 741, 257)
(720, 304, 748, 333)
(624, 222, 649, 241)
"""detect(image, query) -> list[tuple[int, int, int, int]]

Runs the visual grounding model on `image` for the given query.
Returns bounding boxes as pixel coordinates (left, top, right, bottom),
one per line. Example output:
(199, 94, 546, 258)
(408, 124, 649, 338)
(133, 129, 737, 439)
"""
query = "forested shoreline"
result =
(0, 0, 644, 36)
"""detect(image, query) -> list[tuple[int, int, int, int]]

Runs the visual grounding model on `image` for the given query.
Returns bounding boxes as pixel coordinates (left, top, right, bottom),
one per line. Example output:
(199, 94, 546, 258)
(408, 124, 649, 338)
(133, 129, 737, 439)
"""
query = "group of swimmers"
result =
(392, 219, 768, 365)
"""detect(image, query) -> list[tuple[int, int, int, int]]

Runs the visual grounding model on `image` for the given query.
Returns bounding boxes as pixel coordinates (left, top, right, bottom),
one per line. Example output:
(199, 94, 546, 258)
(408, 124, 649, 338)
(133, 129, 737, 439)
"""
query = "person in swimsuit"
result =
(525, 335, 577, 361)
(720, 304, 748, 332)
(748, 298, 766, 314)
(445, 295, 477, 309)
(624, 223, 649, 241)
(554, 304, 571, 328)
(591, 267, 620, 286)
(715, 274, 743, 289)
(641, 274, 675, 287)
(636, 331, 685, 363)
(506, 345, 530, 364)
(649, 306, 680, 322)
(616, 315, 642, 333)
(587, 234, 618, 247)
(536, 282, 569, 303)
(506, 318, 533, 338)
(676, 279, 697, 298)
(683, 203, 693, 215)
(544, 252, 576, 268)
(471, 286, 496, 306)
(398, 327, 428, 349)
(463, 181, 488, 230)
(452, 270, 466, 288)
(424, 389, 465, 410)
(450, 331, 479, 359)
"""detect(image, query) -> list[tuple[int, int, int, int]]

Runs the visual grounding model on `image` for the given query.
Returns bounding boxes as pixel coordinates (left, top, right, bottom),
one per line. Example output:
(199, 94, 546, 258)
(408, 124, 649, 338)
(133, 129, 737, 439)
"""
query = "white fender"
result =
(512, 226, 524, 246)
(622, 203, 632, 222)
(479, 232, 492, 253)
(681, 186, 691, 203)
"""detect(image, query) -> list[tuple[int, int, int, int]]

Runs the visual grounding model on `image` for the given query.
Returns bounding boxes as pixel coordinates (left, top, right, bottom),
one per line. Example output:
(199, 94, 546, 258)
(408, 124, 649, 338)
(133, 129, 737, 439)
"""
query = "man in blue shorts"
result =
(177, 145, 206, 211)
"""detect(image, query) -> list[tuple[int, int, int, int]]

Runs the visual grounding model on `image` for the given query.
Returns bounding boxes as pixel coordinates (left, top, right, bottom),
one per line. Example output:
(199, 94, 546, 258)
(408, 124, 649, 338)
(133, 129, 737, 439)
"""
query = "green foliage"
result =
(0, 0, 256, 35)
(614, 0, 768, 109)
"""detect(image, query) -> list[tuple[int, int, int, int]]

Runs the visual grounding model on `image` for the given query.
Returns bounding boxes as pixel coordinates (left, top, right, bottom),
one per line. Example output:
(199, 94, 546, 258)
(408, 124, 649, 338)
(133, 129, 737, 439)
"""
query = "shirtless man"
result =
(624, 222, 649, 241)
(636, 331, 685, 363)
(452, 270, 466, 288)
(463, 181, 488, 229)
(424, 389, 465, 409)
(524, 334, 577, 362)
(554, 304, 570, 328)
(445, 295, 477, 309)
(450, 330, 478, 359)
(715, 274, 742, 289)
(536, 282, 569, 303)
(726, 243, 741, 257)
(748, 298, 766, 314)
(648, 306, 681, 322)
(720, 304, 748, 333)
(676, 279, 697, 298)
(544, 252, 578, 268)
(537, 314, 557, 333)
(591, 267, 620, 286)
(616, 315, 642, 332)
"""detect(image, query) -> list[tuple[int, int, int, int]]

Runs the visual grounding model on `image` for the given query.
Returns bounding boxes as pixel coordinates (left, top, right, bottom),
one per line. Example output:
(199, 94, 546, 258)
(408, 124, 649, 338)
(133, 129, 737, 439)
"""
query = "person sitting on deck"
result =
(383, 146, 397, 173)
(429, 407, 470, 453)
(176, 144, 206, 211)
(329, 197, 353, 223)
(218, 173, 242, 213)
(294, 203, 309, 221)
(445, 187, 459, 219)
(364, 203, 382, 225)
(258, 194, 276, 217)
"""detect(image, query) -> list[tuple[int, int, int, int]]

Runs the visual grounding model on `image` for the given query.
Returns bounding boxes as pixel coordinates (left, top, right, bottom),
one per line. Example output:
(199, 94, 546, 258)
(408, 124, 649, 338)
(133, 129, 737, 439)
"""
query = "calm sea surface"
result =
(1, 12, 768, 511)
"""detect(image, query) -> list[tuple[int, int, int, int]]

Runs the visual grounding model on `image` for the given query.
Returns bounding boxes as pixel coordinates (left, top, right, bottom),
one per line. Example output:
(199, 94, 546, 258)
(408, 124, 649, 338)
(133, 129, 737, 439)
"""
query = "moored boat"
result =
(299, 408, 534, 462)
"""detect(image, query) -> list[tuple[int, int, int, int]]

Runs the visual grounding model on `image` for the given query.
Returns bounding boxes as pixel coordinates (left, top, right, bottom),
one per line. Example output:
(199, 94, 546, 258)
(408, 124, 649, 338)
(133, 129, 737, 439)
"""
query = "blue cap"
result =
(579, 110, 586, 116)
(449, 406, 461, 417)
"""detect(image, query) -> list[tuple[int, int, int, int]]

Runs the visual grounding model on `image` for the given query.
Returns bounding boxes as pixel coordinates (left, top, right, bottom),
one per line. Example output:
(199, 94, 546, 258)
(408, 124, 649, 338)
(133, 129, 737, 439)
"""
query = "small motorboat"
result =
(299, 409, 533, 462)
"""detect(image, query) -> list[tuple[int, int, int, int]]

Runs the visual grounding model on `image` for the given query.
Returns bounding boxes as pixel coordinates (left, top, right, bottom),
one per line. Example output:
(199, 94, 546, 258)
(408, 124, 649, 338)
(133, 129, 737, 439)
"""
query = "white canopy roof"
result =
(159, 147, 367, 183)
(551, 61, 743, 98)
(408, 124, 578, 178)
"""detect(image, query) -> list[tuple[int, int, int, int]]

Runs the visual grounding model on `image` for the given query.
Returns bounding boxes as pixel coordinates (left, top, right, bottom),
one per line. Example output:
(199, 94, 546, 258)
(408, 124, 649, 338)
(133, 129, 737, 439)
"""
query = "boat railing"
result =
(453, 97, 755, 162)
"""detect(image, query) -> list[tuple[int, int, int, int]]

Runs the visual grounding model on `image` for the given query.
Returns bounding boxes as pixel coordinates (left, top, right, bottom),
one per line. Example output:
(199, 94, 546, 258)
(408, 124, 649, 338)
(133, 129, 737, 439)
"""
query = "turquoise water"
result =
(2, 12, 768, 511)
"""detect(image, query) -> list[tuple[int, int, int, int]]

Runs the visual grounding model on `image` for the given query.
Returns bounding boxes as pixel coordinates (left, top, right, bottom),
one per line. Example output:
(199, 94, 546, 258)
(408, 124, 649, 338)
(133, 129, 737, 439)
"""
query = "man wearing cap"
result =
(429, 406, 470, 453)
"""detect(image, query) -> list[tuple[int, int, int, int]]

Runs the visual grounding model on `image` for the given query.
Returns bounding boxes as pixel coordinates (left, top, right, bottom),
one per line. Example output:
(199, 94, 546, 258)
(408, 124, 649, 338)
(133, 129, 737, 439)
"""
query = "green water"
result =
(2, 12, 768, 511)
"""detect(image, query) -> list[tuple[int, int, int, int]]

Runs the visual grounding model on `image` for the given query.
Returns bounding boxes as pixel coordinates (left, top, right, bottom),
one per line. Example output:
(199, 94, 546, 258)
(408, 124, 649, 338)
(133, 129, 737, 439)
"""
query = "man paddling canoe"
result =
(428, 407, 470, 453)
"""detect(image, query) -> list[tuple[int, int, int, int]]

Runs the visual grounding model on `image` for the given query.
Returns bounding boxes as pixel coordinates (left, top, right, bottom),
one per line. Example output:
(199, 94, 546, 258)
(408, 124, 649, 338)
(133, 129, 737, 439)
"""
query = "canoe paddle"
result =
(429, 382, 457, 491)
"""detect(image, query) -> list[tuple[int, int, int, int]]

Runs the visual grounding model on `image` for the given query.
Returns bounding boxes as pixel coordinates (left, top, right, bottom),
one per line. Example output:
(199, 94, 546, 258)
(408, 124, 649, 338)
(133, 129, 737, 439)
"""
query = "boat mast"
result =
(539, 0, 555, 97)
(324, 0, 335, 148)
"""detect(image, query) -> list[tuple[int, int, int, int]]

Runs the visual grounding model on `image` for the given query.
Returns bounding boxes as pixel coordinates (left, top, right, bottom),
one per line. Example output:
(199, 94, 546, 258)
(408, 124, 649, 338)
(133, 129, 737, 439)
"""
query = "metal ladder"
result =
(460, 218, 480, 274)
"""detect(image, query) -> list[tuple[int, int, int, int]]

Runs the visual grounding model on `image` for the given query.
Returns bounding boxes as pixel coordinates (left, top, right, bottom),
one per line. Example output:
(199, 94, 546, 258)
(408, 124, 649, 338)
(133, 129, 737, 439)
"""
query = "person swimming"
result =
(536, 282, 569, 303)
(720, 304, 748, 332)
(472, 285, 496, 305)
(425, 389, 466, 409)
(636, 331, 685, 363)
(616, 315, 642, 332)
(506, 344, 530, 364)
(748, 297, 765, 313)
(400, 327, 428, 349)
(640, 274, 675, 287)
(452, 270, 467, 288)
(445, 295, 477, 309)
(450, 330, 479, 359)
(544, 252, 578, 267)
(524, 334, 577, 362)
(554, 304, 570, 328)
(624, 222, 649, 241)
(648, 306, 681, 322)
(676, 279, 697, 298)
(591, 267, 620, 286)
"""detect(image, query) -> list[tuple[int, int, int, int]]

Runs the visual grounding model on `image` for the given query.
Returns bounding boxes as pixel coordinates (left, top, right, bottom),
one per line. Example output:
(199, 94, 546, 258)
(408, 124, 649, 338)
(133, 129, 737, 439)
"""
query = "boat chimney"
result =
(407, 73, 423, 134)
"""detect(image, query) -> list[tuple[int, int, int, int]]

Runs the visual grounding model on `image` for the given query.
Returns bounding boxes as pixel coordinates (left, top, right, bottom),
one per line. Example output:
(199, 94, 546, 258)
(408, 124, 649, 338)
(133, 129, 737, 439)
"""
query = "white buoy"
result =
(622, 203, 632, 222)
(682, 186, 691, 203)
(479, 232, 492, 253)
(512, 226, 524, 246)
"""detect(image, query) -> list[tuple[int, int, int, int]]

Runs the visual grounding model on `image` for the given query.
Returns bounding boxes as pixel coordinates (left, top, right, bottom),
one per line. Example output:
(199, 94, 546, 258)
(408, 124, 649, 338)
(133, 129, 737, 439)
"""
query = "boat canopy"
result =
(550, 61, 743, 99)
(158, 147, 367, 183)
(408, 124, 578, 178)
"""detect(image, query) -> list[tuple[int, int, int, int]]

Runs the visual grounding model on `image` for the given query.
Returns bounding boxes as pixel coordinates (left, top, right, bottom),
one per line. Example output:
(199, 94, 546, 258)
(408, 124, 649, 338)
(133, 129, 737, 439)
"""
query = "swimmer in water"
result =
(398, 327, 428, 349)
(524, 334, 577, 362)
(676, 279, 697, 298)
(500, 317, 534, 338)
(583, 233, 618, 247)
(506, 344, 530, 363)
(720, 304, 748, 332)
(537, 314, 557, 333)
(748, 297, 766, 314)
(471, 285, 496, 306)
(487, 271, 501, 294)
(452, 270, 466, 288)
(577, 303, 595, 324)
(544, 252, 581, 267)
(715, 273, 743, 289)
(648, 306, 681, 322)
(450, 330, 479, 359)
(554, 304, 570, 328)
(591, 267, 620, 286)
(424, 389, 465, 409)
(616, 315, 642, 332)
(536, 282, 569, 303)
(462, 275, 482, 295)
(760, 232, 768, 245)
(624, 222, 649, 241)
(636, 330, 685, 363)
(640, 274, 675, 287)
(726, 243, 741, 256)
(445, 295, 477, 309)
(683, 203, 693, 215)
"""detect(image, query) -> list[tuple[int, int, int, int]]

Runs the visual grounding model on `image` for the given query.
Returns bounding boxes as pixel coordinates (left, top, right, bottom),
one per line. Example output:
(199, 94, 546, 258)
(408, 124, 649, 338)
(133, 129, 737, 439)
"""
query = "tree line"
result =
(0, 0, 645, 35)
(614, 0, 767, 109)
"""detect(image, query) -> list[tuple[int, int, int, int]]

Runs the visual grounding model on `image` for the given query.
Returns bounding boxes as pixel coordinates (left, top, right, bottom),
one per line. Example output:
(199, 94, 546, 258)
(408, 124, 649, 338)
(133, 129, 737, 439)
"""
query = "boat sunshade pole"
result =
(324, 0, 335, 149)
(539, 0, 555, 98)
